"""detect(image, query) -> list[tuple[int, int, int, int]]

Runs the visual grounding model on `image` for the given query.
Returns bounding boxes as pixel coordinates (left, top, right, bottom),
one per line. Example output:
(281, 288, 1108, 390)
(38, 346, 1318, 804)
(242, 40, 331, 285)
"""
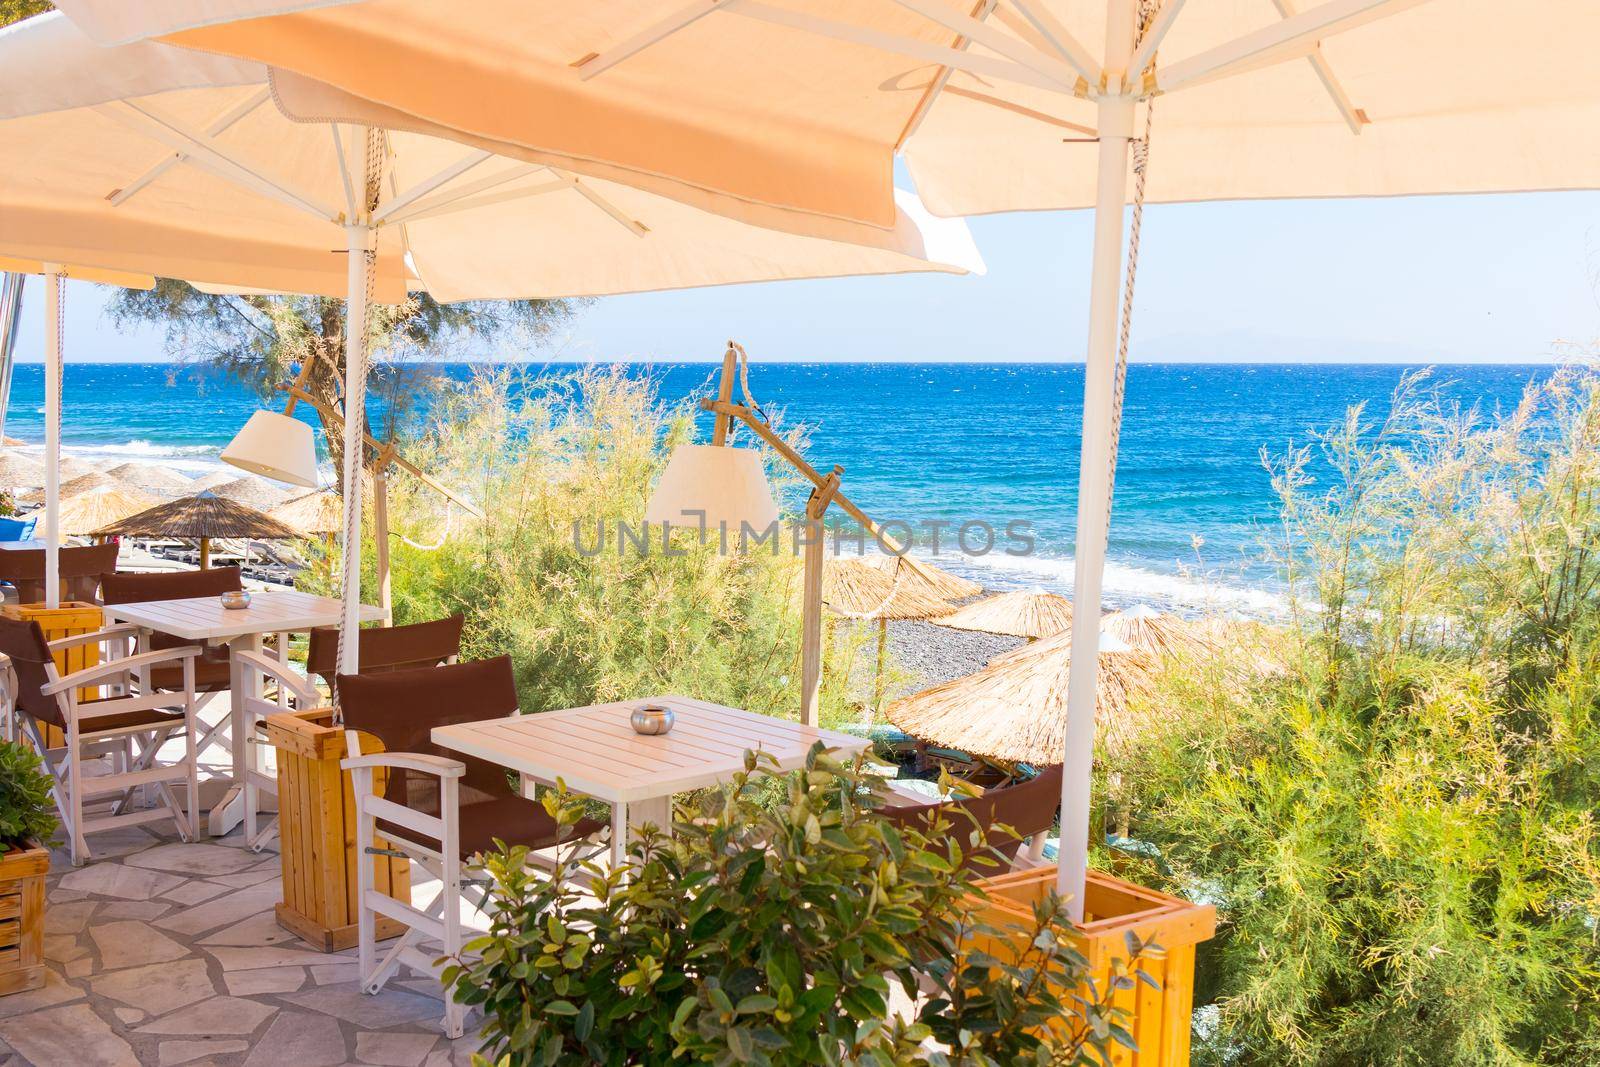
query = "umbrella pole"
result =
(42, 268, 63, 610)
(338, 216, 376, 677)
(874, 617, 888, 713)
(799, 468, 841, 726)
(1058, 0, 1138, 922)
(199, 537, 210, 570)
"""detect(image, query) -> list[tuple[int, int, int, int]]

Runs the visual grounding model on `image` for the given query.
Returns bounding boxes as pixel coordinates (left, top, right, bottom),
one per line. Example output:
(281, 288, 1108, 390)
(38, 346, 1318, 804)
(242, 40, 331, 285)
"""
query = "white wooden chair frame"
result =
(343, 736, 479, 1039)
(6, 624, 203, 866)
(232, 647, 319, 852)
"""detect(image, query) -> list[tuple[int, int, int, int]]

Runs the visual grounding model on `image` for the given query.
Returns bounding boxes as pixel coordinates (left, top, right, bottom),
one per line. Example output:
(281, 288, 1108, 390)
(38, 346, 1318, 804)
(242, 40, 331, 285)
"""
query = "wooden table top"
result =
(103, 589, 386, 641)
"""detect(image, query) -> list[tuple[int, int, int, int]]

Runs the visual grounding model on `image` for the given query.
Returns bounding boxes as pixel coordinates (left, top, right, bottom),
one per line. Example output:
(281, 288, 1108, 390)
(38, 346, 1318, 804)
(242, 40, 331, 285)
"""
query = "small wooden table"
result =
(432, 694, 870, 864)
(103, 590, 387, 839)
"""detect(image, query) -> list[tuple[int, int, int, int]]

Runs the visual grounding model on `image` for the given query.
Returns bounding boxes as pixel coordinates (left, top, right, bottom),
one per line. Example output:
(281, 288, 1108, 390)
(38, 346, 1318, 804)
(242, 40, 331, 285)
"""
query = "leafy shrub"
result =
(1107, 366, 1600, 1065)
(307, 365, 873, 728)
(0, 741, 56, 848)
(451, 747, 1153, 1065)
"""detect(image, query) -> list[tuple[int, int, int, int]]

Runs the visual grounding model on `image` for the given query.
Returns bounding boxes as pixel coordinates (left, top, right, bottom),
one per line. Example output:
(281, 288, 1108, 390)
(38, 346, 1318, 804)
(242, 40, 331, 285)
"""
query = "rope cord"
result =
(731, 341, 769, 430)
(396, 499, 457, 552)
(1106, 0, 1160, 531)
(333, 128, 384, 715)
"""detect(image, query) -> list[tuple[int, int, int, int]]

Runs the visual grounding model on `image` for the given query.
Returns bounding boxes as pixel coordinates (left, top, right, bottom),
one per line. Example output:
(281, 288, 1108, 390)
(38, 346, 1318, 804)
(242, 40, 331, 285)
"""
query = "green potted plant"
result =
(449, 747, 1153, 1065)
(0, 739, 56, 996)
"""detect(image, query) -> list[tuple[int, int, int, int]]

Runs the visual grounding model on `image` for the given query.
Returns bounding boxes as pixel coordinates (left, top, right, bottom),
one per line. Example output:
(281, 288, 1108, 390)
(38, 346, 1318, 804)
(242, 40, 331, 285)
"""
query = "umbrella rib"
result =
(381, 163, 552, 224)
(978, 0, 1103, 88)
(897, 0, 997, 149)
(109, 87, 271, 208)
(569, 177, 648, 238)
(92, 101, 341, 223)
(332, 124, 359, 218)
(575, 0, 727, 80)
(1126, 0, 1188, 85)
(1270, 0, 1368, 134)
(373, 149, 493, 224)
(726, 1, 1084, 96)
(1153, 0, 1426, 96)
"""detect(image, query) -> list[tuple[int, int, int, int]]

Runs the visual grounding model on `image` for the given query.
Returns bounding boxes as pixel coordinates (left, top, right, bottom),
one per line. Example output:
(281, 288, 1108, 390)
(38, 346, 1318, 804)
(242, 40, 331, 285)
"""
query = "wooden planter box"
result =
(0, 840, 48, 997)
(263, 708, 410, 952)
(3, 602, 103, 750)
(968, 867, 1216, 1067)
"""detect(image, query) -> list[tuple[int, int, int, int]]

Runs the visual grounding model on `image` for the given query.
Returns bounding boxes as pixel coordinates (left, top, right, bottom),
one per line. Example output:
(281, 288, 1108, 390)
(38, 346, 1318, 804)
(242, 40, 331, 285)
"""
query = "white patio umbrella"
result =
(0, 12, 982, 673)
(60, 0, 1600, 916)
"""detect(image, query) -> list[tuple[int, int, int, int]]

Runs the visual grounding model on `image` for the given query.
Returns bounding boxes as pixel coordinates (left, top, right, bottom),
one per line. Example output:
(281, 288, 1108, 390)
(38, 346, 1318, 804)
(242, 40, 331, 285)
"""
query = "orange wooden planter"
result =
(0, 841, 48, 997)
(2, 602, 104, 750)
(263, 708, 410, 952)
(968, 867, 1216, 1067)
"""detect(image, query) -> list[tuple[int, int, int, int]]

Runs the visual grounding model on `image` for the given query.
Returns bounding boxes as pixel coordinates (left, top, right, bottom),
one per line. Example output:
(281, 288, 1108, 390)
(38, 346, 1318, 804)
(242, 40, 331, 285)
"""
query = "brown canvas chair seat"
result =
(0, 542, 119, 604)
(70, 700, 185, 735)
(304, 614, 465, 695)
(100, 568, 244, 693)
(882, 764, 1064, 873)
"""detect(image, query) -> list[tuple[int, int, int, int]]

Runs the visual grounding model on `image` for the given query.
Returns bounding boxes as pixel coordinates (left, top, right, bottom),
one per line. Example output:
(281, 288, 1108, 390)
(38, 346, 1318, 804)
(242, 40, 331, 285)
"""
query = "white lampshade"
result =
(645, 444, 780, 534)
(221, 410, 319, 488)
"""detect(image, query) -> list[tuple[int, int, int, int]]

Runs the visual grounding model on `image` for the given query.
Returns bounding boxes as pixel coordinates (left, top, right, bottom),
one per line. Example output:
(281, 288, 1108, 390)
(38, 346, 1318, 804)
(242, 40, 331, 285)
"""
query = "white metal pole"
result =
(339, 221, 373, 676)
(42, 269, 64, 610)
(1057, 0, 1138, 922)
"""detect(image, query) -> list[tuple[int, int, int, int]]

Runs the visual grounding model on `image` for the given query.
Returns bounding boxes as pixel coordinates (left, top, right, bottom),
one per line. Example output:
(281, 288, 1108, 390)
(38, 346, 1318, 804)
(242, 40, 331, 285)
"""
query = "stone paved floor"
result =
(0, 822, 481, 1067)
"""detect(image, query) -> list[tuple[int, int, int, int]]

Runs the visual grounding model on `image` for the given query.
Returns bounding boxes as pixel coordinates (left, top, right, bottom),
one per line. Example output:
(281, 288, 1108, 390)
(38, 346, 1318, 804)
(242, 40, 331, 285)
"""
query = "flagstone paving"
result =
(0, 826, 483, 1067)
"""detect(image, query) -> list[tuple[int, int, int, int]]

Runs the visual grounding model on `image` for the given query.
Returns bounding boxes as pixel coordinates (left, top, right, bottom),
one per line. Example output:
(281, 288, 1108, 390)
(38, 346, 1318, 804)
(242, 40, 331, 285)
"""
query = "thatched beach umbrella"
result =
(269, 490, 343, 536)
(888, 631, 1152, 767)
(211, 475, 291, 512)
(56, 483, 158, 537)
(858, 552, 982, 602)
(190, 471, 239, 493)
(56, 455, 102, 482)
(0, 452, 45, 491)
(108, 461, 195, 496)
(1100, 605, 1212, 661)
(96, 490, 297, 569)
(931, 589, 1074, 642)
(823, 558, 953, 712)
(22, 469, 117, 506)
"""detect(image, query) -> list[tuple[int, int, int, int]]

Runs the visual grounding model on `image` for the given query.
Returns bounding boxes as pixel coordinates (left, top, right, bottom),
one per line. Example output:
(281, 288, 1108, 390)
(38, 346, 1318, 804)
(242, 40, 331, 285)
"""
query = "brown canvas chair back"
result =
(0, 615, 62, 729)
(883, 764, 1064, 872)
(338, 655, 520, 807)
(0, 542, 120, 604)
(304, 614, 465, 693)
(101, 567, 243, 656)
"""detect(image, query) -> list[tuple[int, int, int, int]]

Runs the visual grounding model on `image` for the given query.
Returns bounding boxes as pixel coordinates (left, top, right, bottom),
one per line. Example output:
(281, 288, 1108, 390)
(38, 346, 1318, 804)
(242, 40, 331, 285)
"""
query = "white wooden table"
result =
(432, 694, 870, 864)
(104, 589, 387, 839)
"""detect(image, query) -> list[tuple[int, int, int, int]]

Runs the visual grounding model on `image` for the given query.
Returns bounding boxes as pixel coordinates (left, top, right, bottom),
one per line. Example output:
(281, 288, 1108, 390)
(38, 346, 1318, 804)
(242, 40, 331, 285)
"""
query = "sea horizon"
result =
(1, 359, 1558, 618)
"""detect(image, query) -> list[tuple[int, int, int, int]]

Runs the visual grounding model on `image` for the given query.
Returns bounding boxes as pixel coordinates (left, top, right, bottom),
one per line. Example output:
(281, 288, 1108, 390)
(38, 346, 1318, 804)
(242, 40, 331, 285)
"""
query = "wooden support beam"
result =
(711, 344, 738, 446)
(799, 467, 842, 727)
(279, 384, 484, 520)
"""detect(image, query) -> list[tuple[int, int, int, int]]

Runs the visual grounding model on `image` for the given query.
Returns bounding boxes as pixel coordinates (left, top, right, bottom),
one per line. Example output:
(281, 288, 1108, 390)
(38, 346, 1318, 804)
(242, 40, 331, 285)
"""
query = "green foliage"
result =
(0, 1, 49, 28)
(0, 742, 56, 848)
(325, 365, 874, 727)
(451, 747, 1151, 1065)
(1109, 365, 1600, 1065)
(108, 279, 581, 461)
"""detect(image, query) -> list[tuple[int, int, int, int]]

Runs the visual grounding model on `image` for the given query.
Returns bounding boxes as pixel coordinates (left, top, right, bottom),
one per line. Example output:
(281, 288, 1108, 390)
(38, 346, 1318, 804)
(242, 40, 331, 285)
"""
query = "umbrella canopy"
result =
(55, 483, 159, 536)
(821, 558, 953, 621)
(0, 452, 45, 491)
(95, 490, 298, 541)
(888, 630, 1151, 766)
(57, 455, 103, 481)
(858, 552, 982, 601)
(108, 461, 196, 495)
(0, 13, 981, 302)
(1100, 604, 1212, 660)
(268, 490, 343, 535)
(22, 469, 117, 505)
(931, 588, 1073, 640)
(209, 475, 291, 512)
(70, 0, 1600, 227)
(190, 470, 241, 493)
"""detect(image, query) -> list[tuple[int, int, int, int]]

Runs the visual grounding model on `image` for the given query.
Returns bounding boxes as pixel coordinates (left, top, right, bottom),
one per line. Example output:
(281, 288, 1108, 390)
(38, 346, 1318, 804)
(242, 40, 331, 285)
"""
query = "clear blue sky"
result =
(15, 190, 1600, 364)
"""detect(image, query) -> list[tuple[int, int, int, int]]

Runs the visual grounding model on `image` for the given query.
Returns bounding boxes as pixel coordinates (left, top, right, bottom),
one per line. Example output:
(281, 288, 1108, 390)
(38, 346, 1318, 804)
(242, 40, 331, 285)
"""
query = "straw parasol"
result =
(57, 455, 103, 481)
(858, 552, 983, 602)
(55, 483, 158, 537)
(888, 630, 1152, 767)
(210, 475, 291, 512)
(96, 490, 298, 568)
(822, 558, 953, 712)
(930, 588, 1074, 641)
(22, 469, 117, 505)
(1100, 605, 1213, 661)
(268, 490, 342, 536)
(0, 451, 45, 491)
(108, 461, 196, 496)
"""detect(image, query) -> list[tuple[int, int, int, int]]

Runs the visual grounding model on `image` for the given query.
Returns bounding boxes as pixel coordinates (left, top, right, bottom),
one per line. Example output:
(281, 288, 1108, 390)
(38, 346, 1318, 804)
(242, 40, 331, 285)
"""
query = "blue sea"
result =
(2, 361, 1554, 615)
